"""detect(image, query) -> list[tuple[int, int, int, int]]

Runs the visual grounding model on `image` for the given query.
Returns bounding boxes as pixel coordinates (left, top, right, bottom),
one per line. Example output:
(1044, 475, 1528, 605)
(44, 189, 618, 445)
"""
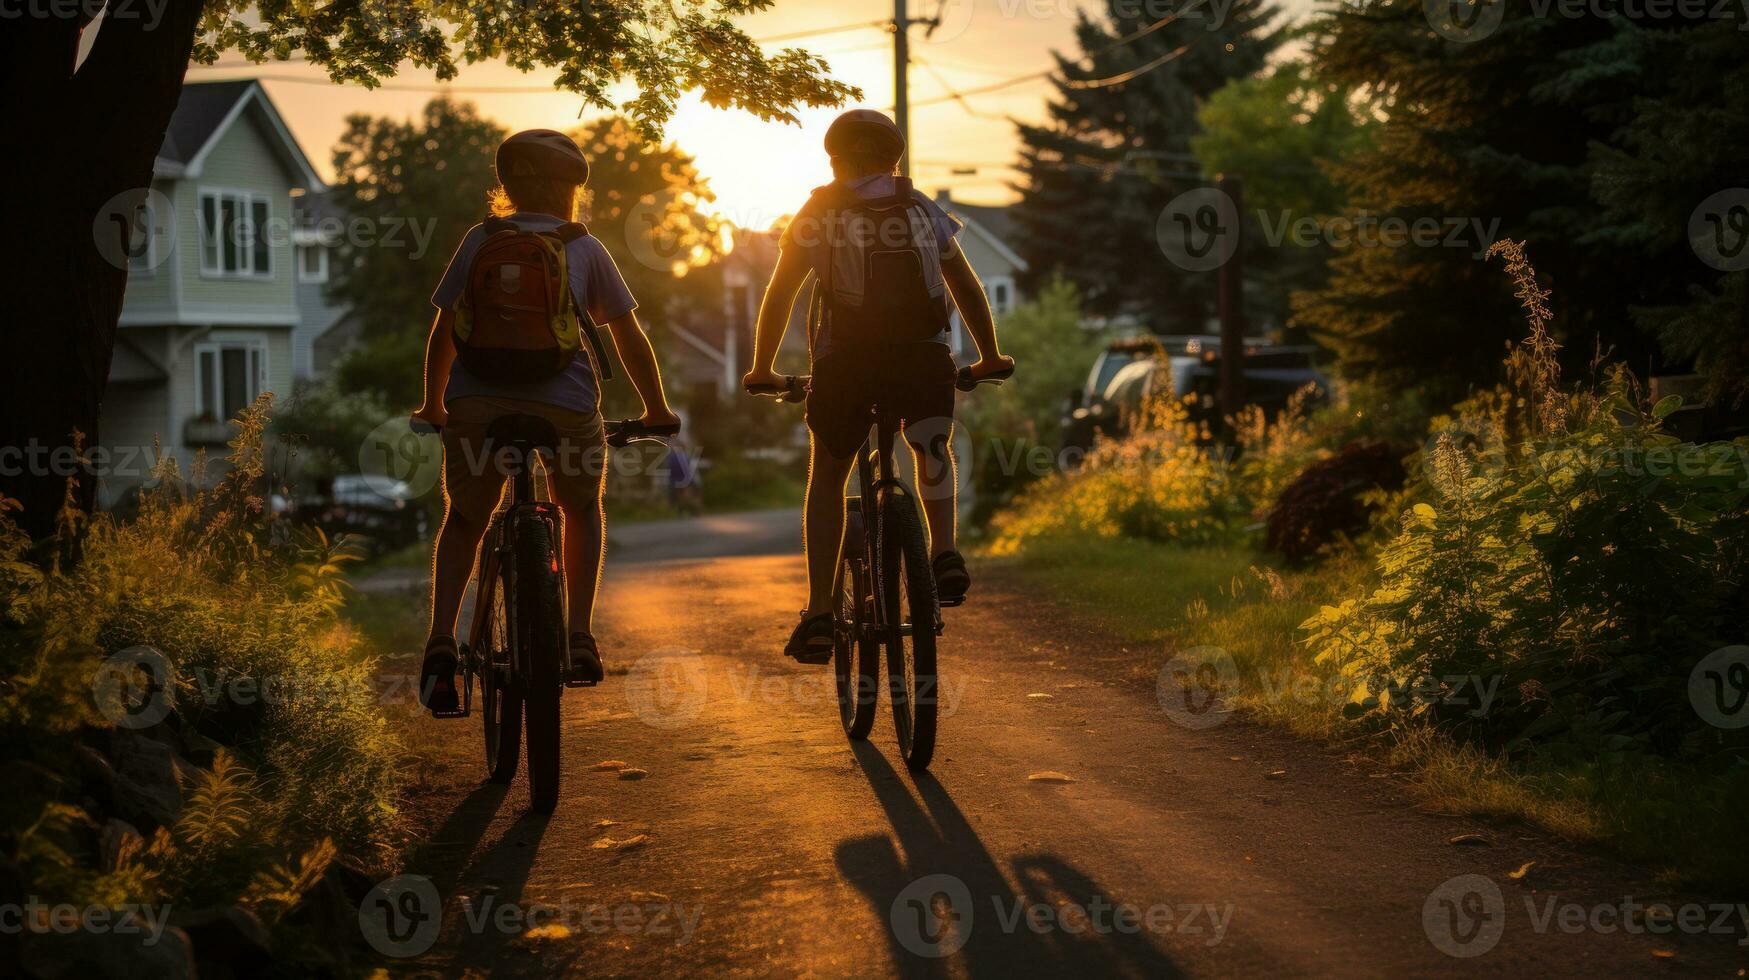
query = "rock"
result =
(1447, 833, 1491, 847)
(21, 925, 194, 980)
(617, 768, 649, 781)
(99, 820, 143, 873)
(177, 906, 272, 978)
(1027, 771, 1074, 784)
(106, 731, 184, 829)
(589, 760, 629, 771)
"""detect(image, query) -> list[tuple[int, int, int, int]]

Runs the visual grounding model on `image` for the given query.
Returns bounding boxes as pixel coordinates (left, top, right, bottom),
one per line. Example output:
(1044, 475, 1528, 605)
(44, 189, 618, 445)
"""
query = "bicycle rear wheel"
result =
(877, 486, 939, 770)
(480, 562, 521, 783)
(833, 552, 879, 740)
(515, 512, 566, 815)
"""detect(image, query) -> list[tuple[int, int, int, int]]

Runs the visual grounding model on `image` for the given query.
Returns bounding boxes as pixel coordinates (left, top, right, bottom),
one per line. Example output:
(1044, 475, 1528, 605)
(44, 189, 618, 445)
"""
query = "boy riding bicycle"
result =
(741, 110, 1014, 663)
(412, 129, 681, 713)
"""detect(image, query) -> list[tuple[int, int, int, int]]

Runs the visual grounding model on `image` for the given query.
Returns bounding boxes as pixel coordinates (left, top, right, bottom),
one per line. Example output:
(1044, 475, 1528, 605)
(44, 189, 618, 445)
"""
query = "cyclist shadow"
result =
(415, 780, 552, 968)
(835, 742, 1182, 979)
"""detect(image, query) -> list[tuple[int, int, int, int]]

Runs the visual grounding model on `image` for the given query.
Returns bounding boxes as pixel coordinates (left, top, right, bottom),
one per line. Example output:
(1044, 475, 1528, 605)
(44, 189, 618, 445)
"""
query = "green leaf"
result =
(1652, 394, 1682, 419)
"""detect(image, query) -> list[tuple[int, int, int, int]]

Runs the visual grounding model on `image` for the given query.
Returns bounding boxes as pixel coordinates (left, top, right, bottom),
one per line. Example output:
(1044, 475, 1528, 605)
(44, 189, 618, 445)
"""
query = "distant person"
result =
(741, 109, 1014, 662)
(411, 129, 682, 714)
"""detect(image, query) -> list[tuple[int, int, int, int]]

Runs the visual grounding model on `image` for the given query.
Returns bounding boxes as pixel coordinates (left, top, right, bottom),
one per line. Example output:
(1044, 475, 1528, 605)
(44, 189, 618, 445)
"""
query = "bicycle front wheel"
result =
(876, 486, 939, 770)
(515, 512, 566, 815)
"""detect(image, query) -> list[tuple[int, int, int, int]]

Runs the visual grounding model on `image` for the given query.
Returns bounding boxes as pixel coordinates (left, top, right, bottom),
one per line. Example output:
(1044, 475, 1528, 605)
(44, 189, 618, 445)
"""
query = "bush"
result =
(1, 397, 404, 973)
(1264, 439, 1407, 563)
(1301, 242, 1749, 759)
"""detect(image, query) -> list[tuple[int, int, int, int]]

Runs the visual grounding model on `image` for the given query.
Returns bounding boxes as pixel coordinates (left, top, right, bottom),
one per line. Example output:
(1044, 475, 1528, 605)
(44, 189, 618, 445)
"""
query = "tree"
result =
(0, 0, 856, 538)
(326, 99, 506, 407)
(1295, 2, 1741, 405)
(1011, 0, 1281, 331)
(1191, 60, 1374, 338)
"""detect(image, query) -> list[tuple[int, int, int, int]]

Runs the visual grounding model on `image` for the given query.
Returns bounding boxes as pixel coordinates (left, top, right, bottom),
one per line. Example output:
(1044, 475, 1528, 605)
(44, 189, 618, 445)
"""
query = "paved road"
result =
(389, 513, 1744, 978)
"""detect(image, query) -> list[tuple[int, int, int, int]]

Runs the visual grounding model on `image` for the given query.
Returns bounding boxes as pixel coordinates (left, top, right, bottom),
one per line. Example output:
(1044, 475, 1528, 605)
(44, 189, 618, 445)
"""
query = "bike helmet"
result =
(495, 129, 590, 185)
(823, 109, 905, 164)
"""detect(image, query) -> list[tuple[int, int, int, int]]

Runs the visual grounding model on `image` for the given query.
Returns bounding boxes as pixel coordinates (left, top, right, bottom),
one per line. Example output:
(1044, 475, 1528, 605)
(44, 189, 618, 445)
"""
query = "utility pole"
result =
(1217, 174, 1247, 427)
(893, 0, 912, 176)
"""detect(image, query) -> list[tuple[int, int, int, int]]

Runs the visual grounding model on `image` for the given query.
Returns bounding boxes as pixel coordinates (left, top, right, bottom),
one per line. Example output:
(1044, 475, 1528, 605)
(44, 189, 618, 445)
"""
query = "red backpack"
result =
(453, 217, 612, 382)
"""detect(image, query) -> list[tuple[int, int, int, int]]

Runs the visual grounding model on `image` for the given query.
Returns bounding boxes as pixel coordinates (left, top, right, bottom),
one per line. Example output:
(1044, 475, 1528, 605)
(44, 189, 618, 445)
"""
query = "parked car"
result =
(299, 473, 428, 550)
(1060, 336, 1328, 455)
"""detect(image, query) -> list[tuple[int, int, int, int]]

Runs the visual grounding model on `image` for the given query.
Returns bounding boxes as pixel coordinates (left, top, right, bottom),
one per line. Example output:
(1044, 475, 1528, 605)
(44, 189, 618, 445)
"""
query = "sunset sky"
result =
(172, 0, 1313, 224)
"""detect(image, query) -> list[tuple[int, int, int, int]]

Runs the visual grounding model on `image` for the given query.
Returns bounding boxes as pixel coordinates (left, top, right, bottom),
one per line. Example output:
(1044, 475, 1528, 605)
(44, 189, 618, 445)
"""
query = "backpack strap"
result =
(556, 221, 589, 243)
(550, 224, 614, 382)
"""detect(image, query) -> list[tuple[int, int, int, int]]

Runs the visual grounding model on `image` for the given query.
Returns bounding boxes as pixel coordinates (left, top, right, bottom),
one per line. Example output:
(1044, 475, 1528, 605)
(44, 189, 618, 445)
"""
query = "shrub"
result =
(1, 396, 404, 971)
(1301, 242, 1749, 759)
(1264, 439, 1407, 563)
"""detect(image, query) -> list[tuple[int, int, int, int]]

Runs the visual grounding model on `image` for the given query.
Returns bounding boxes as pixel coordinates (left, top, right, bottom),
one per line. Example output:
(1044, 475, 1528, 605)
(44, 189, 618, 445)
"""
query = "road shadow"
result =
(835, 742, 1182, 979)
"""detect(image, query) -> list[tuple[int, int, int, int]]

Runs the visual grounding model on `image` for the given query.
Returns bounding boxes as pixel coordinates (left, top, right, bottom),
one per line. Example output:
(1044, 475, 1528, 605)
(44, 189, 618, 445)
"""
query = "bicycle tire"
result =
(481, 558, 522, 784)
(876, 486, 939, 770)
(515, 512, 566, 815)
(834, 552, 879, 740)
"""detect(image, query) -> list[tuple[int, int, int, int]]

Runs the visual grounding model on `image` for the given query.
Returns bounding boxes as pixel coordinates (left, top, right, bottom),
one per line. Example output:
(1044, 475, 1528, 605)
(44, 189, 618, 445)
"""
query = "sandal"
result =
(933, 550, 970, 604)
(567, 631, 604, 687)
(785, 611, 836, 665)
(420, 636, 461, 715)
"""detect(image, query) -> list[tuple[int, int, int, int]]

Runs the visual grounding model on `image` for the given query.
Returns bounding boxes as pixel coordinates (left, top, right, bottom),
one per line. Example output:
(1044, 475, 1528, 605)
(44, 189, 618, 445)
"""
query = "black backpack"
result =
(807, 177, 951, 347)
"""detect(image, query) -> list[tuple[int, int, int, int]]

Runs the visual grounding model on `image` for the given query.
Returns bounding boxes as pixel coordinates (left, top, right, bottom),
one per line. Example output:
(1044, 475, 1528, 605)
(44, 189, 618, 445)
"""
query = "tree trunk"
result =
(0, 0, 207, 539)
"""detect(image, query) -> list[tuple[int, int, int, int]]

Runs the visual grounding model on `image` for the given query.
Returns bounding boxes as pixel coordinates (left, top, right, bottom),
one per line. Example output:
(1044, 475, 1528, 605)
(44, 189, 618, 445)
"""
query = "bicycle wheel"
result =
(876, 486, 939, 770)
(480, 559, 522, 784)
(833, 552, 879, 740)
(515, 511, 566, 815)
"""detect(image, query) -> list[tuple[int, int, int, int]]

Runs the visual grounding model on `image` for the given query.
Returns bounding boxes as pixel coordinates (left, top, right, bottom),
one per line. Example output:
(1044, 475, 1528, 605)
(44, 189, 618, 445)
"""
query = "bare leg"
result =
(906, 418, 958, 558)
(545, 448, 607, 635)
(803, 437, 857, 616)
(429, 482, 502, 641)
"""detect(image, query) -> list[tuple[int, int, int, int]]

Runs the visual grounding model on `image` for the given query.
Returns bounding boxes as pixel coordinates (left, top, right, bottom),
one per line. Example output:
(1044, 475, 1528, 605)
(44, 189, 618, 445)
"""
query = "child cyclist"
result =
(741, 109, 1014, 662)
(411, 129, 682, 713)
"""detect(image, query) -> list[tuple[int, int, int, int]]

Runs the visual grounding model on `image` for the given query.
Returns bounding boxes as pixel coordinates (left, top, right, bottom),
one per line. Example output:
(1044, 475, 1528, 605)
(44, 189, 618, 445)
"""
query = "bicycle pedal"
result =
(938, 596, 965, 608)
(563, 679, 599, 689)
(431, 707, 470, 720)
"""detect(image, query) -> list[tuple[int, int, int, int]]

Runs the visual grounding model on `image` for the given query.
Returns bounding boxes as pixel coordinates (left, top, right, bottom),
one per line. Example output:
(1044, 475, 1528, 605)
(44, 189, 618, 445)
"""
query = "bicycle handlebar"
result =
(605, 418, 683, 447)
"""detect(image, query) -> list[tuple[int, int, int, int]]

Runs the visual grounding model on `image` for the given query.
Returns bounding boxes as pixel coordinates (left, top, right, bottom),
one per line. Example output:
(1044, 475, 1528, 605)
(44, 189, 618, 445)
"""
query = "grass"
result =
(991, 530, 1749, 895)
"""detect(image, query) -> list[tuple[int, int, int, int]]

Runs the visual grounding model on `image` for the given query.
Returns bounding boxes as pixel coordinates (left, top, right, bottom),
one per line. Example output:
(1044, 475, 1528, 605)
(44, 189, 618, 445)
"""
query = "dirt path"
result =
(379, 515, 1746, 978)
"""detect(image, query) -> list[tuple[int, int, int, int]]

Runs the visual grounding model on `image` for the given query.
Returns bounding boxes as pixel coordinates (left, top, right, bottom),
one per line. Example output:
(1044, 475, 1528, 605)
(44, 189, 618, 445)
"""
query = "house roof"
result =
(932, 190, 1028, 273)
(153, 80, 324, 190)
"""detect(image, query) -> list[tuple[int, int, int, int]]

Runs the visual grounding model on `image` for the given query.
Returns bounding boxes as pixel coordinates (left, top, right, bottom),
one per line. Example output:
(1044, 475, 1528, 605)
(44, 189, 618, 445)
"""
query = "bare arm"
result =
(743, 246, 812, 386)
(941, 247, 1010, 374)
(603, 311, 680, 425)
(413, 310, 457, 426)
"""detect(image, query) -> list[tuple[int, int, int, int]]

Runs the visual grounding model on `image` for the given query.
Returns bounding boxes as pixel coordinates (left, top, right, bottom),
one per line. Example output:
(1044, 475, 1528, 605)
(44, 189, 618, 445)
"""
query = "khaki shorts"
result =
(441, 396, 605, 519)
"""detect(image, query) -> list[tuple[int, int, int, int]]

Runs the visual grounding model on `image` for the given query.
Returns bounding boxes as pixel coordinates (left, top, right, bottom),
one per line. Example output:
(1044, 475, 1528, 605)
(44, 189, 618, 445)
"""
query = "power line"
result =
(751, 19, 888, 44)
(912, 57, 1012, 121)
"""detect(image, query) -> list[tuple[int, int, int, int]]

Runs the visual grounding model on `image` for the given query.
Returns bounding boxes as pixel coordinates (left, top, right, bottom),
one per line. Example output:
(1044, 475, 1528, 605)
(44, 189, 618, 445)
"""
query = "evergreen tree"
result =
(1299, 3, 1744, 405)
(1012, 0, 1281, 332)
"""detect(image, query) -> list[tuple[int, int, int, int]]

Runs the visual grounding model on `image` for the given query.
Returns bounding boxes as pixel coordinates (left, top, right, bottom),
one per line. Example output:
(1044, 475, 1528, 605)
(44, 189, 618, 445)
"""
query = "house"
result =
(932, 189, 1028, 357)
(101, 80, 348, 506)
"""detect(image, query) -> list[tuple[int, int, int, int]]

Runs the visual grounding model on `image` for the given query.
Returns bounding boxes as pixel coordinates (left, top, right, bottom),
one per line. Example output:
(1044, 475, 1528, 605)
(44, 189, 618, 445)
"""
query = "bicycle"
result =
(749, 365, 1012, 770)
(415, 413, 678, 814)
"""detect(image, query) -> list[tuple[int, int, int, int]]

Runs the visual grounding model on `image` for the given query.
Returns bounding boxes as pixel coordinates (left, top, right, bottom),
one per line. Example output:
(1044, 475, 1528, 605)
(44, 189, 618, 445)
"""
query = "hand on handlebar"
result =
(744, 372, 807, 403)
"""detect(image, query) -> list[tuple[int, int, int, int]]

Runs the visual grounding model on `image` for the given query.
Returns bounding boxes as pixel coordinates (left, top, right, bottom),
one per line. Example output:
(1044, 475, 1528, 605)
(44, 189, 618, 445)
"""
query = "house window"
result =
(990, 279, 1014, 315)
(199, 190, 272, 277)
(297, 244, 329, 283)
(194, 343, 266, 422)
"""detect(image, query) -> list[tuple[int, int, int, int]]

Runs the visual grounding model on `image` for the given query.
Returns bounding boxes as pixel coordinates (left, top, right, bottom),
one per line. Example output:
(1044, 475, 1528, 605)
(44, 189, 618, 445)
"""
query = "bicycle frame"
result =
(850, 411, 924, 645)
(465, 448, 565, 701)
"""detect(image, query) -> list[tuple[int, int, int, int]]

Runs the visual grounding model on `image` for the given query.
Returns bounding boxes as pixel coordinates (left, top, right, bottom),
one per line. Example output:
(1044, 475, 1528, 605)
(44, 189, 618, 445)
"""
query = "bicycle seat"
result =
(486, 414, 559, 472)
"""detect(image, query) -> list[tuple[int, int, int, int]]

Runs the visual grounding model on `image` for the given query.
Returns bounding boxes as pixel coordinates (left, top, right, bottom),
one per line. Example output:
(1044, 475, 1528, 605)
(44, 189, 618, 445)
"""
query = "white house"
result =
(932, 189, 1029, 358)
(102, 80, 348, 506)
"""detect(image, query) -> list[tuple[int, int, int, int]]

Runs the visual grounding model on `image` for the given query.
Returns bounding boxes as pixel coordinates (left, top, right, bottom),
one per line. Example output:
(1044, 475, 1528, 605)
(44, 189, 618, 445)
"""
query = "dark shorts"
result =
(806, 344, 957, 459)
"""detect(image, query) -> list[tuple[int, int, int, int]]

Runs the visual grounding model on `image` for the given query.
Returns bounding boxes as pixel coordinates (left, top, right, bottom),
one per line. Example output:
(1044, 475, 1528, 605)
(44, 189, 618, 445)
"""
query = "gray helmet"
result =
(495, 129, 590, 184)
